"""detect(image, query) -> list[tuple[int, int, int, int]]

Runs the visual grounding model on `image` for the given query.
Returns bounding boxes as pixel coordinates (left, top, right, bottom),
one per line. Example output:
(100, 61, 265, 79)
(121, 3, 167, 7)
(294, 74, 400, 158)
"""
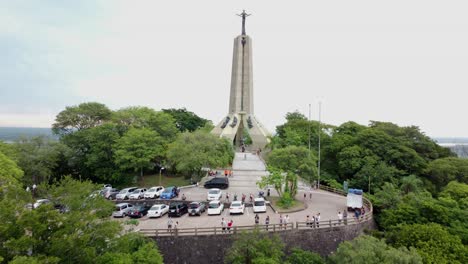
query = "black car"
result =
(127, 204, 151, 218)
(204, 177, 229, 189)
(168, 202, 188, 217)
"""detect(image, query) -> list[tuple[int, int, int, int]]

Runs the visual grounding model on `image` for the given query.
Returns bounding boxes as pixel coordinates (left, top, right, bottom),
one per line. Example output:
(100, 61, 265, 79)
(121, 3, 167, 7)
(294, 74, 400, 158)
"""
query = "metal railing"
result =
(139, 223, 294, 237)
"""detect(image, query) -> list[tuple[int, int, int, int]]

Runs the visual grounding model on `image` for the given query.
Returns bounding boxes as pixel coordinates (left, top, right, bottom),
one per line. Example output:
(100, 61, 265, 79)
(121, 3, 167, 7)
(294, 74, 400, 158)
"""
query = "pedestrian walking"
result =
(254, 214, 259, 225)
(303, 192, 306, 200)
(316, 213, 321, 227)
(265, 215, 270, 231)
(267, 188, 270, 197)
(338, 211, 343, 225)
(306, 215, 311, 227)
(226, 193, 230, 202)
(343, 210, 348, 225)
(309, 189, 313, 199)
(182, 193, 186, 201)
(227, 220, 233, 233)
(167, 218, 173, 233)
(284, 215, 290, 229)
(234, 193, 238, 201)
(279, 214, 283, 229)
(241, 194, 246, 203)
(221, 218, 227, 233)
(249, 193, 254, 203)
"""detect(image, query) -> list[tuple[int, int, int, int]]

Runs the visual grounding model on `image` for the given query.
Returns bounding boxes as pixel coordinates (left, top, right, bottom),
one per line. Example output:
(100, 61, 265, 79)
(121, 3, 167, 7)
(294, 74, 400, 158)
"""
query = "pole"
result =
(308, 104, 312, 186)
(317, 102, 321, 188)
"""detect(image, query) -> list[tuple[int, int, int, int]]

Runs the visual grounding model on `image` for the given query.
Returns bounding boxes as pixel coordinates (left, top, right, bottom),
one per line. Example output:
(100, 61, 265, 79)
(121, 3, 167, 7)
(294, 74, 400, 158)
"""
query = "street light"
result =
(159, 167, 165, 186)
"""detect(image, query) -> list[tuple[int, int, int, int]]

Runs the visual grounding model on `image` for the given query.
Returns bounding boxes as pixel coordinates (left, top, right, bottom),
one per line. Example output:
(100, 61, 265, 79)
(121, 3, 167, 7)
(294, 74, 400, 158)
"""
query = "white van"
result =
(253, 198, 267, 213)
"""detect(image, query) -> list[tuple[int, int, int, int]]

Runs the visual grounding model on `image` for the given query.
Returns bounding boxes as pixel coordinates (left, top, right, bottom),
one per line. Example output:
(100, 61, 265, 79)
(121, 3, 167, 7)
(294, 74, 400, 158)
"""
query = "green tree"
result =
(13, 136, 67, 185)
(0, 176, 163, 263)
(267, 146, 317, 181)
(425, 157, 468, 190)
(224, 230, 284, 264)
(52, 102, 112, 135)
(387, 223, 468, 264)
(285, 248, 324, 264)
(162, 107, 209, 132)
(113, 128, 165, 178)
(400, 175, 424, 194)
(166, 131, 234, 179)
(329, 235, 422, 264)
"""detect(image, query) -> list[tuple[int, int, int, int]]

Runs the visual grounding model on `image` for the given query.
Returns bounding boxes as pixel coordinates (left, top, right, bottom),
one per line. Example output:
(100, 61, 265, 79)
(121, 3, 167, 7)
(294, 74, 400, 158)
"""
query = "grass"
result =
(137, 174, 191, 188)
(267, 196, 307, 213)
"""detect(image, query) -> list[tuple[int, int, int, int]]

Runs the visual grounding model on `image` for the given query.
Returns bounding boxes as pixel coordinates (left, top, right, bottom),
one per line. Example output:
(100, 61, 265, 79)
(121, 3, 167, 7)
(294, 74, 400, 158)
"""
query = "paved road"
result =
(116, 152, 347, 229)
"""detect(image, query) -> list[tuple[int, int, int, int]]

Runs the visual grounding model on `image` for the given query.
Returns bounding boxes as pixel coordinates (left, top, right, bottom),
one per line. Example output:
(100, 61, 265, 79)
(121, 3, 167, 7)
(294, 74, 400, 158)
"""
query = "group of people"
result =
(220, 218, 234, 233)
(207, 169, 233, 177)
(167, 218, 179, 233)
(224, 192, 256, 203)
(305, 213, 321, 227)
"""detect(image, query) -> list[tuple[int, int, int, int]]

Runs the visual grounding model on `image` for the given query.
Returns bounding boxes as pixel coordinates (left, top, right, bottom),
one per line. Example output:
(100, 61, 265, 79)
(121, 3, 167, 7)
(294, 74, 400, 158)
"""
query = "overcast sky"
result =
(1, 0, 467, 137)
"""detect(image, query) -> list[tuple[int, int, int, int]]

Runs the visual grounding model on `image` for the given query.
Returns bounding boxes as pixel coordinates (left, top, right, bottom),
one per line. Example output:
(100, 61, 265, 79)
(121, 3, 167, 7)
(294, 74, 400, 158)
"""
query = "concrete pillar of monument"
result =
(212, 12, 270, 151)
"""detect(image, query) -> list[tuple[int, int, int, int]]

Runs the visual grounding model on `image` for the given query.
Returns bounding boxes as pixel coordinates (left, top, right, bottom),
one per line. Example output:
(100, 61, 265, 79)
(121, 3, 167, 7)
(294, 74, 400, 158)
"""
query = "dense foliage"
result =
(0, 152, 163, 263)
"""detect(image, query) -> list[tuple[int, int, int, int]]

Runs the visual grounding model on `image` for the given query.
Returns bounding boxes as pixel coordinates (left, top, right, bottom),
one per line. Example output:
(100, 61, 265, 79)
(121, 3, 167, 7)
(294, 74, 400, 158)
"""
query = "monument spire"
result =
(237, 10, 251, 35)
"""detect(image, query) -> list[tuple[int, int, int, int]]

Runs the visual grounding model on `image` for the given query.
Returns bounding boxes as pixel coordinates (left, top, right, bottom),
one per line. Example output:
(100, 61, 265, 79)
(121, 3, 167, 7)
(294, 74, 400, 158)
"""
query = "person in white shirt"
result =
(221, 218, 227, 233)
(316, 213, 321, 227)
(338, 211, 343, 225)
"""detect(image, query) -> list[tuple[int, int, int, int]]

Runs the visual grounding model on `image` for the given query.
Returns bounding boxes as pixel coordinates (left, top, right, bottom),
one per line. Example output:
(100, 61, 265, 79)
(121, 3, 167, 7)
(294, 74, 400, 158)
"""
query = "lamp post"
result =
(159, 167, 165, 186)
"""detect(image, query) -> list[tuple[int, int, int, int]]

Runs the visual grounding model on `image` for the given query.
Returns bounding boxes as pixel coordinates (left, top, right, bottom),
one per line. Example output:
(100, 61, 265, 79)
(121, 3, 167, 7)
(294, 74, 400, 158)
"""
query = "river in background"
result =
(0, 127, 57, 143)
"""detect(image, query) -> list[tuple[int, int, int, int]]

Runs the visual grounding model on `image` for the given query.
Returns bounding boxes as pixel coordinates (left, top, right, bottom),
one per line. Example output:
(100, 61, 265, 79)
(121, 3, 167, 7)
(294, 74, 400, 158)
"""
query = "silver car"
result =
(188, 202, 206, 216)
(116, 187, 138, 200)
(112, 203, 133, 218)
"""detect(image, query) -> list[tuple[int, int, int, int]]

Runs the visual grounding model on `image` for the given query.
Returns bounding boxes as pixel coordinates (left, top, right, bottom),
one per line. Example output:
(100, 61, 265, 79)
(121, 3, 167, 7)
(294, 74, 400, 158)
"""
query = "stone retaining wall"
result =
(153, 219, 376, 264)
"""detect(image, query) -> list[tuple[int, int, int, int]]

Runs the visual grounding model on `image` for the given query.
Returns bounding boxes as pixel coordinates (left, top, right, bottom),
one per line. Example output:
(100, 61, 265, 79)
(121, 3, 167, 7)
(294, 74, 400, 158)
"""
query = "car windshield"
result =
(151, 205, 161, 210)
(119, 189, 128, 194)
(254, 201, 265, 206)
(209, 190, 220, 194)
(163, 188, 173, 193)
(209, 203, 219, 209)
(189, 203, 199, 209)
(131, 190, 141, 194)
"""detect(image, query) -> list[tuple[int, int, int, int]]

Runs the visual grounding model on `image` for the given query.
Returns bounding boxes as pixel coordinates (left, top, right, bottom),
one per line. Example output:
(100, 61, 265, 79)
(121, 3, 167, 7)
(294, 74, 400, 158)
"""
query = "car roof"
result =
(151, 204, 165, 207)
(116, 203, 130, 206)
(189, 201, 201, 204)
(231, 201, 242, 205)
(209, 200, 220, 204)
(254, 198, 265, 201)
(122, 187, 137, 191)
(209, 188, 221, 191)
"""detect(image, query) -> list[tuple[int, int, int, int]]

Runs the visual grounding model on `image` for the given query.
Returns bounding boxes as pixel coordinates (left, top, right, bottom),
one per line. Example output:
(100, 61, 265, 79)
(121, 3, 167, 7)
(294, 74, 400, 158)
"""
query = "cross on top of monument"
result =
(237, 10, 251, 35)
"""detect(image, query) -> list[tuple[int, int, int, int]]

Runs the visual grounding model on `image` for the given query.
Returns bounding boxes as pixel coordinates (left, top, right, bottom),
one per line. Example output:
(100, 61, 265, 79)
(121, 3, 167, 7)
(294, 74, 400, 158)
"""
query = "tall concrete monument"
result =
(212, 11, 270, 150)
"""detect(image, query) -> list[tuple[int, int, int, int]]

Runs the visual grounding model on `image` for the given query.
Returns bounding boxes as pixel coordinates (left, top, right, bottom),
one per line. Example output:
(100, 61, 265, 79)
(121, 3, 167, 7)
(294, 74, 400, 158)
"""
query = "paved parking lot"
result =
(114, 152, 347, 229)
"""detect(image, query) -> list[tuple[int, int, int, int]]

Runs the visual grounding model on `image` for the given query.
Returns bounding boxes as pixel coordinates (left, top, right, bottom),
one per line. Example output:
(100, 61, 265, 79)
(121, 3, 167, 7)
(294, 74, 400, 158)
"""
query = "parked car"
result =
(207, 188, 222, 201)
(188, 202, 206, 216)
(112, 203, 133, 217)
(160, 186, 179, 199)
(204, 177, 229, 189)
(207, 200, 224, 215)
(128, 188, 147, 200)
(229, 201, 245, 215)
(144, 186, 165, 199)
(104, 188, 120, 200)
(33, 199, 51, 209)
(253, 197, 267, 213)
(116, 187, 138, 200)
(168, 202, 188, 217)
(127, 204, 151, 218)
(148, 204, 169, 218)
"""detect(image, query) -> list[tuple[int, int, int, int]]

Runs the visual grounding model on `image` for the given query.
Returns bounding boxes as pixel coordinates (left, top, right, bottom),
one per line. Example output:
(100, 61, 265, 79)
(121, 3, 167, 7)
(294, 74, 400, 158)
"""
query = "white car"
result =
(207, 188, 222, 201)
(229, 201, 245, 215)
(253, 198, 267, 213)
(33, 199, 51, 209)
(144, 186, 165, 199)
(128, 188, 147, 200)
(112, 203, 133, 218)
(147, 204, 169, 218)
(116, 187, 138, 200)
(207, 200, 224, 215)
